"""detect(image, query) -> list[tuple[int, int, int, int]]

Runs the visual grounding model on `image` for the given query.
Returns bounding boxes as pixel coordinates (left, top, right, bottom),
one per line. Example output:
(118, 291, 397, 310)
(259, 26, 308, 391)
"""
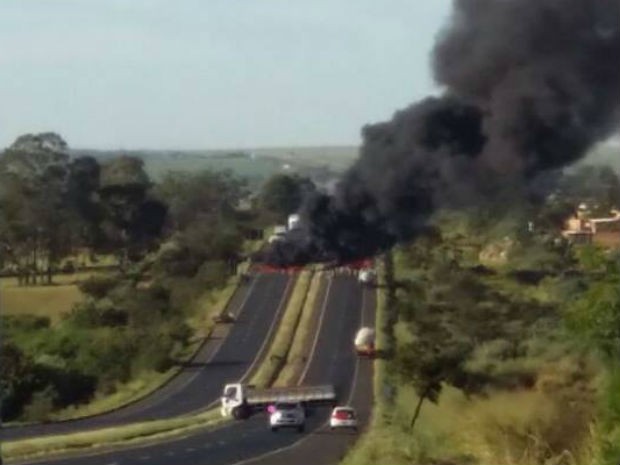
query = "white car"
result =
(329, 406, 358, 431)
(358, 268, 376, 286)
(269, 402, 305, 432)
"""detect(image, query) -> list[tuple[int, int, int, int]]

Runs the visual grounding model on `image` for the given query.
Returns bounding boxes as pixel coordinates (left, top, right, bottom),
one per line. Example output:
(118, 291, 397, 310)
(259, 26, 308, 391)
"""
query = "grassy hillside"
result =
(344, 214, 604, 465)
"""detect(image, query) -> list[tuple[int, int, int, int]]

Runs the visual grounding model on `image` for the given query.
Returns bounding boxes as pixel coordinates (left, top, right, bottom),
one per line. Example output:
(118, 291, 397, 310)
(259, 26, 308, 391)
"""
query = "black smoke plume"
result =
(263, 0, 620, 266)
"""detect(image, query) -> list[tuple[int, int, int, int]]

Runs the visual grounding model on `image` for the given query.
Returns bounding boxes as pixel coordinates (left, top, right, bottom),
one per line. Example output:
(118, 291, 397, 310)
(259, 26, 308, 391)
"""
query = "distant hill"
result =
(71, 145, 359, 186)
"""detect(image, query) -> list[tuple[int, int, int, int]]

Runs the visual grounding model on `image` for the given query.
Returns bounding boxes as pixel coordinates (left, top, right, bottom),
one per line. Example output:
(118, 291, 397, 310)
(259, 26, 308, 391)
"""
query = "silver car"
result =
(269, 402, 305, 432)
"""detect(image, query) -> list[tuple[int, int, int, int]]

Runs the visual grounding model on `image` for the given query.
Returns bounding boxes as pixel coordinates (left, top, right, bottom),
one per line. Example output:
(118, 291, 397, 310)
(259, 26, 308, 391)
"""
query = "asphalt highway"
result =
(20, 273, 374, 465)
(1, 273, 294, 441)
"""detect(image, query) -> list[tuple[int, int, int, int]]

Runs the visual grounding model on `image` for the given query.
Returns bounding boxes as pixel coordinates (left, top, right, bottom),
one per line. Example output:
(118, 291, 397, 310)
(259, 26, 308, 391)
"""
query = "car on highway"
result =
(358, 268, 376, 286)
(329, 406, 358, 431)
(269, 402, 306, 432)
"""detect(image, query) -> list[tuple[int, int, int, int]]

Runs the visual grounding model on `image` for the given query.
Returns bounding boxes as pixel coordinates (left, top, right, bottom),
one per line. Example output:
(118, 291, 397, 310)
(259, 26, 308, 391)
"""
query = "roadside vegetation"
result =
(0, 132, 315, 423)
(344, 163, 620, 465)
(3, 409, 224, 462)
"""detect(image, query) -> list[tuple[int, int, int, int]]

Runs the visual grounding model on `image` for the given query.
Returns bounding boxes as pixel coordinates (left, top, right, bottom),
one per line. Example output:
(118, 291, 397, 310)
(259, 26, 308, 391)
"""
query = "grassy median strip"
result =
(3, 410, 225, 462)
(249, 270, 314, 388)
(274, 271, 324, 387)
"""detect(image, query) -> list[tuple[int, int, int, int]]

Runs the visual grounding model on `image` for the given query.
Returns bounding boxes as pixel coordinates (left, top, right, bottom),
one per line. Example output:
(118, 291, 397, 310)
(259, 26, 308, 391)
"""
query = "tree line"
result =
(0, 132, 316, 421)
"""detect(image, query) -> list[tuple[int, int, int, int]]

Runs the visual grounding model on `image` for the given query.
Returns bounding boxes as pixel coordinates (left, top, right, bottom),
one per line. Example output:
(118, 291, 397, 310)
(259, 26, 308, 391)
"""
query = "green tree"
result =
(259, 174, 316, 220)
(66, 156, 104, 248)
(0, 342, 36, 420)
(156, 170, 246, 230)
(98, 156, 167, 265)
(0, 132, 73, 284)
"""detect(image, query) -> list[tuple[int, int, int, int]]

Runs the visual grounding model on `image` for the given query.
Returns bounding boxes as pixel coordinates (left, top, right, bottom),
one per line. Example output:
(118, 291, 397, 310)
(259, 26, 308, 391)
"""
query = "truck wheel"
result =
(271, 426, 278, 432)
(297, 425, 305, 433)
(232, 405, 250, 420)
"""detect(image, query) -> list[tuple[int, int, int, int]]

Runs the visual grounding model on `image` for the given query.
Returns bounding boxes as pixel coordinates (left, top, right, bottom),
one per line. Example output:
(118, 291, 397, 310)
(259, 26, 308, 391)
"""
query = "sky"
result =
(0, 1, 453, 150)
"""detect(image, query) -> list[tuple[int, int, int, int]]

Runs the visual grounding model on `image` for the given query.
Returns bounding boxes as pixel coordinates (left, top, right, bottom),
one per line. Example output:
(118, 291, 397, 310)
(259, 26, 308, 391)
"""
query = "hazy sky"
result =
(1, 1, 452, 150)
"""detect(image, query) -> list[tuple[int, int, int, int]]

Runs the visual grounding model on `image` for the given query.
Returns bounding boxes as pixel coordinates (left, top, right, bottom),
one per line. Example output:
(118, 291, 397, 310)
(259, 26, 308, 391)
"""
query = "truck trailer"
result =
(220, 382, 336, 420)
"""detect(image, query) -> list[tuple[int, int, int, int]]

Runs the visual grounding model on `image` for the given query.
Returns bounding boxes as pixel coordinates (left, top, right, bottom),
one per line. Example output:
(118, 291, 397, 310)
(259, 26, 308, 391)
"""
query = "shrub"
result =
(21, 386, 58, 422)
(3, 314, 51, 331)
(68, 299, 128, 328)
(78, 275, 122, 299)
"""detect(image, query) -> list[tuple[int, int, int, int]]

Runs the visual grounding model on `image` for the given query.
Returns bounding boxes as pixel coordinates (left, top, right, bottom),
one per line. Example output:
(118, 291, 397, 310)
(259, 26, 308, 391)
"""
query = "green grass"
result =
(3, 409, 224, 462)
(0, 270, 113, 324)
(50, 371, 176, 421)
(249, 270, 314, 388)
(274, 271, 323, 387)
(0, 280, 84, 323)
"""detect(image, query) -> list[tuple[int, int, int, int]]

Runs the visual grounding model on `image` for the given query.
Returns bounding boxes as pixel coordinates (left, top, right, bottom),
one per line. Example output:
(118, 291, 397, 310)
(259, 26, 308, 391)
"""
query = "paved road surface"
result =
(18, 274, 374, 465)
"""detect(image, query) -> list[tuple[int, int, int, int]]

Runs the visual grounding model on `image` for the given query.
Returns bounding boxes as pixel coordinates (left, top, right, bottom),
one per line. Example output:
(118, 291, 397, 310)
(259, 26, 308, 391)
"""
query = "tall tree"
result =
(98, 156, 166, 265)
(0, 133, 72, 284)
(259, 174, 316, 220)
(66, 156, 104, 248)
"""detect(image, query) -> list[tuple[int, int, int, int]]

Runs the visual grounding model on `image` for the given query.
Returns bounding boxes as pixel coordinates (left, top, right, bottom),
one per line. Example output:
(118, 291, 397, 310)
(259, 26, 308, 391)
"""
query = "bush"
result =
(67, 299, 128, 328)
(78, 275, 122, 299)
(21, 386, 58, 422)
(3, 314, 51, 331)
(196, 260, 229, 289)
(131, 332, 174, 375)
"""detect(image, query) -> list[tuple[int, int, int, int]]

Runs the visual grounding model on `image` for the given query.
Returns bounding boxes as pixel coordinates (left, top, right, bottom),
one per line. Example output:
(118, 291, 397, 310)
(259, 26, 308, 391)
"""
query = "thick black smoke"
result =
(263, 0, 620, 266)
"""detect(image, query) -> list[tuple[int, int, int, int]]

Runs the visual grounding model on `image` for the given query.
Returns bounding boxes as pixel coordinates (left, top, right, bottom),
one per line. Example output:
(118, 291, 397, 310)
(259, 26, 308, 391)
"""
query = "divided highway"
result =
(1, 273, 294, 441)
(22, 273, 375, 465)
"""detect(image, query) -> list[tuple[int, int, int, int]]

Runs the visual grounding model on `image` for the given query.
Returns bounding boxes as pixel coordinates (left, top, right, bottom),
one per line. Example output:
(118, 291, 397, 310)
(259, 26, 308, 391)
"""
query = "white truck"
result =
(273, 225, 288, 236)
(354, 327, 376, 357)
(287, 214, 301, 230)
(220, 383, 337, 420)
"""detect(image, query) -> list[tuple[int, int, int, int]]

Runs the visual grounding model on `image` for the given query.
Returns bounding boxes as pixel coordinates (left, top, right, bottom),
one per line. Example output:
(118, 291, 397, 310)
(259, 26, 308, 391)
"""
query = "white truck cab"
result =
(221, 383, 247, 419)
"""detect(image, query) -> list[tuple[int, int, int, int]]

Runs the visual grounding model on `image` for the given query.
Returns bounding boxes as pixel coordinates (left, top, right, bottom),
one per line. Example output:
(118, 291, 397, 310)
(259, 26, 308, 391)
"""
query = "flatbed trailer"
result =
(221, 383, 336, 419)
